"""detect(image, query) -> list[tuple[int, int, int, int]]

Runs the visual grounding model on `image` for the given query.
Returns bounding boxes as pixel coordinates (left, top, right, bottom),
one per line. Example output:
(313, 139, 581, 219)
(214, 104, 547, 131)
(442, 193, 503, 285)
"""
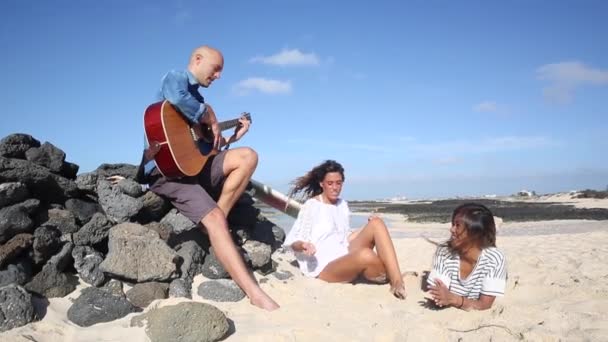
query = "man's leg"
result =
(215, 147, 258, 216)
(201, 208, 279, 311)
(205, 147, 279, 309)
(150, 177, 279, 310)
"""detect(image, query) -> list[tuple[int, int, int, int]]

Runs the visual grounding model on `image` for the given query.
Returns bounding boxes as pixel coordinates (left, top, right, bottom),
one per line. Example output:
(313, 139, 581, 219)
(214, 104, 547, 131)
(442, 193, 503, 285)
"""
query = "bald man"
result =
(140, 46, 279, 310)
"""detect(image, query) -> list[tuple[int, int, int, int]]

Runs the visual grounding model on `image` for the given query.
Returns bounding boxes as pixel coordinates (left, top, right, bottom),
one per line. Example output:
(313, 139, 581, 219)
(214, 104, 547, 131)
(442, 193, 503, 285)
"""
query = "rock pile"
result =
(0, 133, 286, 339)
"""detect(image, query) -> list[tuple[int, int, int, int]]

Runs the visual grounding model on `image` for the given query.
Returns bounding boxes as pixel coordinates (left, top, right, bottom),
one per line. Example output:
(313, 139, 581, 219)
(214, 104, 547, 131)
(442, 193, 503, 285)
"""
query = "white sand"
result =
(2, 197, 608, 341)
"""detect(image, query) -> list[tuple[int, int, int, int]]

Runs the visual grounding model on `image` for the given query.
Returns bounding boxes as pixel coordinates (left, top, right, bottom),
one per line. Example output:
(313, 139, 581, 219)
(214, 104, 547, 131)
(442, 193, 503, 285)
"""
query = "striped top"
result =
(427, 246, 507, 299)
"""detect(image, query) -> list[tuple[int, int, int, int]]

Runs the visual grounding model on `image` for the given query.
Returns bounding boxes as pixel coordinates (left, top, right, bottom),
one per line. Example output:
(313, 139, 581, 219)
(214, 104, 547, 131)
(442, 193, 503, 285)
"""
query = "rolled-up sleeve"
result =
(481, 253, 507, 297)
(160, 70, 206, 123)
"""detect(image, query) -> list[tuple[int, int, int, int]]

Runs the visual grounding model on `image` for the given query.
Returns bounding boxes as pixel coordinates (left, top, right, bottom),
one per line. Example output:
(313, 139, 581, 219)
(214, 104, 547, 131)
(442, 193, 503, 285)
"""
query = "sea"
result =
(254, 201, 398, 234)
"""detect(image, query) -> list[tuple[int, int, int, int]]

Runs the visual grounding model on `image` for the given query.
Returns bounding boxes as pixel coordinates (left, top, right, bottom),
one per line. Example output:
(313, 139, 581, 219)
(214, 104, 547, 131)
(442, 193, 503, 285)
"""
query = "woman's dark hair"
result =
(448, 203, 496, 250)
(288, 160, 345, 200)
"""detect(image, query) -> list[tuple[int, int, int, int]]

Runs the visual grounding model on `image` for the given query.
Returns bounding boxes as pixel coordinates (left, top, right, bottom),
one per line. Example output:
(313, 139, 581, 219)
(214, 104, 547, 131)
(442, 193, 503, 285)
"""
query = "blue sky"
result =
(1, 0, 607, 200)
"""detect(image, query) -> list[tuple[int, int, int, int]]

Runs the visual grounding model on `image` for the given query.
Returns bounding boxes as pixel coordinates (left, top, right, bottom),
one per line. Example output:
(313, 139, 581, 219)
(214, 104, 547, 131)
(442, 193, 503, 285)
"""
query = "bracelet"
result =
(457, 296, 465, 308)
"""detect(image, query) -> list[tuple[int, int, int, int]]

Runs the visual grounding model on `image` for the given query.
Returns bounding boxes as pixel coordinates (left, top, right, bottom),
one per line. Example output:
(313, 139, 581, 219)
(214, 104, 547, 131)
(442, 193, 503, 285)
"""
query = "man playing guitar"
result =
(139, 45, 279, 311)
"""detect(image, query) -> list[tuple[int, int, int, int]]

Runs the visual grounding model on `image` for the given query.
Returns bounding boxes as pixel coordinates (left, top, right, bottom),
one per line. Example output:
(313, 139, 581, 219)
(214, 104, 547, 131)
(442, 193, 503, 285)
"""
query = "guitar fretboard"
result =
(218, 113, 251, 130)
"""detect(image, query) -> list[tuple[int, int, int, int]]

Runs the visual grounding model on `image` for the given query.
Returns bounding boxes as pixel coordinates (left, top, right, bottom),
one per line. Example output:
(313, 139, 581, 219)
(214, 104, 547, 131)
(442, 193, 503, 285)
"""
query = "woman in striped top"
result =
(427, 203, 507, 310)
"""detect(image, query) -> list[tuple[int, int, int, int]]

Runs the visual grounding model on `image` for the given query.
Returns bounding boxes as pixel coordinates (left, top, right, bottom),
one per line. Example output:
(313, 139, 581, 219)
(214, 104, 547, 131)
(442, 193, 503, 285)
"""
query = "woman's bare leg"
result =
(318, 248, 384, 283)
(348, 217, 406, 298)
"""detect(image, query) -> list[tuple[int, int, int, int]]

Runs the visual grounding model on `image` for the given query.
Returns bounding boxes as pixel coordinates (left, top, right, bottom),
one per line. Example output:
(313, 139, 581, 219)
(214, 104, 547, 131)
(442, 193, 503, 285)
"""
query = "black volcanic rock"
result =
(72, 246, 105, 286)
(60, 161, 79, 180)
(0, 157, 79, 203)
(67, 286, 140, 327)
(31, 226, 62, 265)
(0, 134, 40, 159)
(25, 142, 66, 173)
(0, 201, 38, 244)
(0, 133, 290, 334)
(0, 284, 36, 332)
(0, 258, 33, 287)
(0, 182, 29, 208)
(25, 243, 78, 298)
(65, 198, 101, 225)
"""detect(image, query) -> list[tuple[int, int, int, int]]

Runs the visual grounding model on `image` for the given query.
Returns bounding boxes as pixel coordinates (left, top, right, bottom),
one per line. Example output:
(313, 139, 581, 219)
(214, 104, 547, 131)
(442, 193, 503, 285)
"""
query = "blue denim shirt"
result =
(143, 70, 208, 176)
(161, 70, 207, 123)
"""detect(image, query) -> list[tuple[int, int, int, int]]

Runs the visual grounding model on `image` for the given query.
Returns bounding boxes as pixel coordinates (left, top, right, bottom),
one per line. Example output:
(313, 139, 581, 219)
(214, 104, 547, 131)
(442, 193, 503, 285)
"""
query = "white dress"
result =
(284, 197, 352, 277)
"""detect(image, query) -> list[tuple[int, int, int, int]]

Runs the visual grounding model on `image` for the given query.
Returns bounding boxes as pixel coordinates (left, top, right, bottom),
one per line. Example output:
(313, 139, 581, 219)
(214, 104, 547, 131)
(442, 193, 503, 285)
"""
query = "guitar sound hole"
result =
(198, 141, 213, 155)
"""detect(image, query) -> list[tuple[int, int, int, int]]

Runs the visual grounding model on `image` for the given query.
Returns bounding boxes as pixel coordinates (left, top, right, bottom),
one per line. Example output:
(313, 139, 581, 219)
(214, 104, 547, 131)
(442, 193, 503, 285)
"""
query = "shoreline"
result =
(257, 192, 608, 227)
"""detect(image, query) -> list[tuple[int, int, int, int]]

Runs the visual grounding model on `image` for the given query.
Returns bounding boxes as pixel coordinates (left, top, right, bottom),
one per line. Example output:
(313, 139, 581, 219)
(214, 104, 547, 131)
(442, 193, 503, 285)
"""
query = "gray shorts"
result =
(149, 150, 227, 224)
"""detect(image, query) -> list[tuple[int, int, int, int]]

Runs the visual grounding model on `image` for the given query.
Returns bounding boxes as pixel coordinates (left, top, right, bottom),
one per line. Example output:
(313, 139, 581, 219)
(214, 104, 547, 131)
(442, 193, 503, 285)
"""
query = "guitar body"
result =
(144, 101, 216, 178)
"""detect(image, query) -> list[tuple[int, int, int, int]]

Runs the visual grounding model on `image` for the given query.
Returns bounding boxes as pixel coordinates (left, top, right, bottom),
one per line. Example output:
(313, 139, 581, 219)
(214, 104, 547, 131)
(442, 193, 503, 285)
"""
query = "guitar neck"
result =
(218, 113, 251, 131)
(218, 118, 240, 130)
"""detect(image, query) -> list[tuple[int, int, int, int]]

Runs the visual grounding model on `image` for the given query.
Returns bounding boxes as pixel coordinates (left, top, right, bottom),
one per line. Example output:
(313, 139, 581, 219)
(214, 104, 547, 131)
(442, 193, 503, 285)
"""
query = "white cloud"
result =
(233, 78, 292, 95)
(537, 61, 608, 104)
(473, 101, 498, 113)
(250, 49, 320, 66)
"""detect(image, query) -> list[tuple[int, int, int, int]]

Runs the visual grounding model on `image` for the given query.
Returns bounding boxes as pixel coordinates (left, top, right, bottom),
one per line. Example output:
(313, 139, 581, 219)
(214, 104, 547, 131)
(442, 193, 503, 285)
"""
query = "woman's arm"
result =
(428, 279, 496, 311)
(283, 201, 316, 250)
(446, 293, 496, 311)
(290, 241, 316, 256)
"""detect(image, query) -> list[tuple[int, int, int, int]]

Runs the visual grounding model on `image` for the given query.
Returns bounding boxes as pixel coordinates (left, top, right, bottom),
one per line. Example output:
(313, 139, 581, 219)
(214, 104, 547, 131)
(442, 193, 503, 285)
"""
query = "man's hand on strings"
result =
(234, 114, 251, 141)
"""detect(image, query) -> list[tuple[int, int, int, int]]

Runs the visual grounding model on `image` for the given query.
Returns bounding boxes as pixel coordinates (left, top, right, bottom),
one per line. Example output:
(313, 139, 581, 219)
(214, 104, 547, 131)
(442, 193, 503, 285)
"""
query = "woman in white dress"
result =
(427, 203, 507, 310)
(284, 160, 406, 299)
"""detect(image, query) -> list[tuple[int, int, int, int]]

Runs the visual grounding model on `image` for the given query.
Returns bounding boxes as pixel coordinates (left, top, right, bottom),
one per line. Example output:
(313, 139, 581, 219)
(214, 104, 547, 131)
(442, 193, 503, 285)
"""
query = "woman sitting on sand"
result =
(284, 160, 406, 299)
(427, 203, 507, 310)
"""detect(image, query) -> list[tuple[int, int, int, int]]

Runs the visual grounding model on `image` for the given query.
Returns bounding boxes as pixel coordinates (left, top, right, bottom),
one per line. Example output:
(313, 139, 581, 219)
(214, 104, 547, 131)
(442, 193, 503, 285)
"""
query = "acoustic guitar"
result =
(143, 100, 251, 178)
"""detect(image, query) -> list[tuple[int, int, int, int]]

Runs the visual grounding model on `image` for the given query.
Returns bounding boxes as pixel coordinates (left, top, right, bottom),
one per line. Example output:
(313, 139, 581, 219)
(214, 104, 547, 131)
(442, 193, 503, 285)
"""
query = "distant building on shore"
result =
(515, 189, 537, 197)
(387, 195, 408, 202)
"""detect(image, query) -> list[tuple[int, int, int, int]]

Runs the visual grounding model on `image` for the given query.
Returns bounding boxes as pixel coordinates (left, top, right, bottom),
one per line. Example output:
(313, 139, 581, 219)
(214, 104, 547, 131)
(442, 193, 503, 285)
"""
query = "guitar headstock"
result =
(241, 112, 252, 124)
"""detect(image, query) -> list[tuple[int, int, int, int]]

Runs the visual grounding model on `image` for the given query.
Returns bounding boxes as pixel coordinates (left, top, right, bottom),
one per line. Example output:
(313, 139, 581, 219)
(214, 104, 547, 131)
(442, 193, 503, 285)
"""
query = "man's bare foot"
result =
(390, 282, 407, 300)
(249, 292, 280, 311)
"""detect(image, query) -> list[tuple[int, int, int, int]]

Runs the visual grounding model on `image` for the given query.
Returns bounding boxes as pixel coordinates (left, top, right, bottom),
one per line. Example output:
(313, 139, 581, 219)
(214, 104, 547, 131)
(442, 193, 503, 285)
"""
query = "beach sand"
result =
(528, 193, 608, 209)
(1, 198, 607, 341)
